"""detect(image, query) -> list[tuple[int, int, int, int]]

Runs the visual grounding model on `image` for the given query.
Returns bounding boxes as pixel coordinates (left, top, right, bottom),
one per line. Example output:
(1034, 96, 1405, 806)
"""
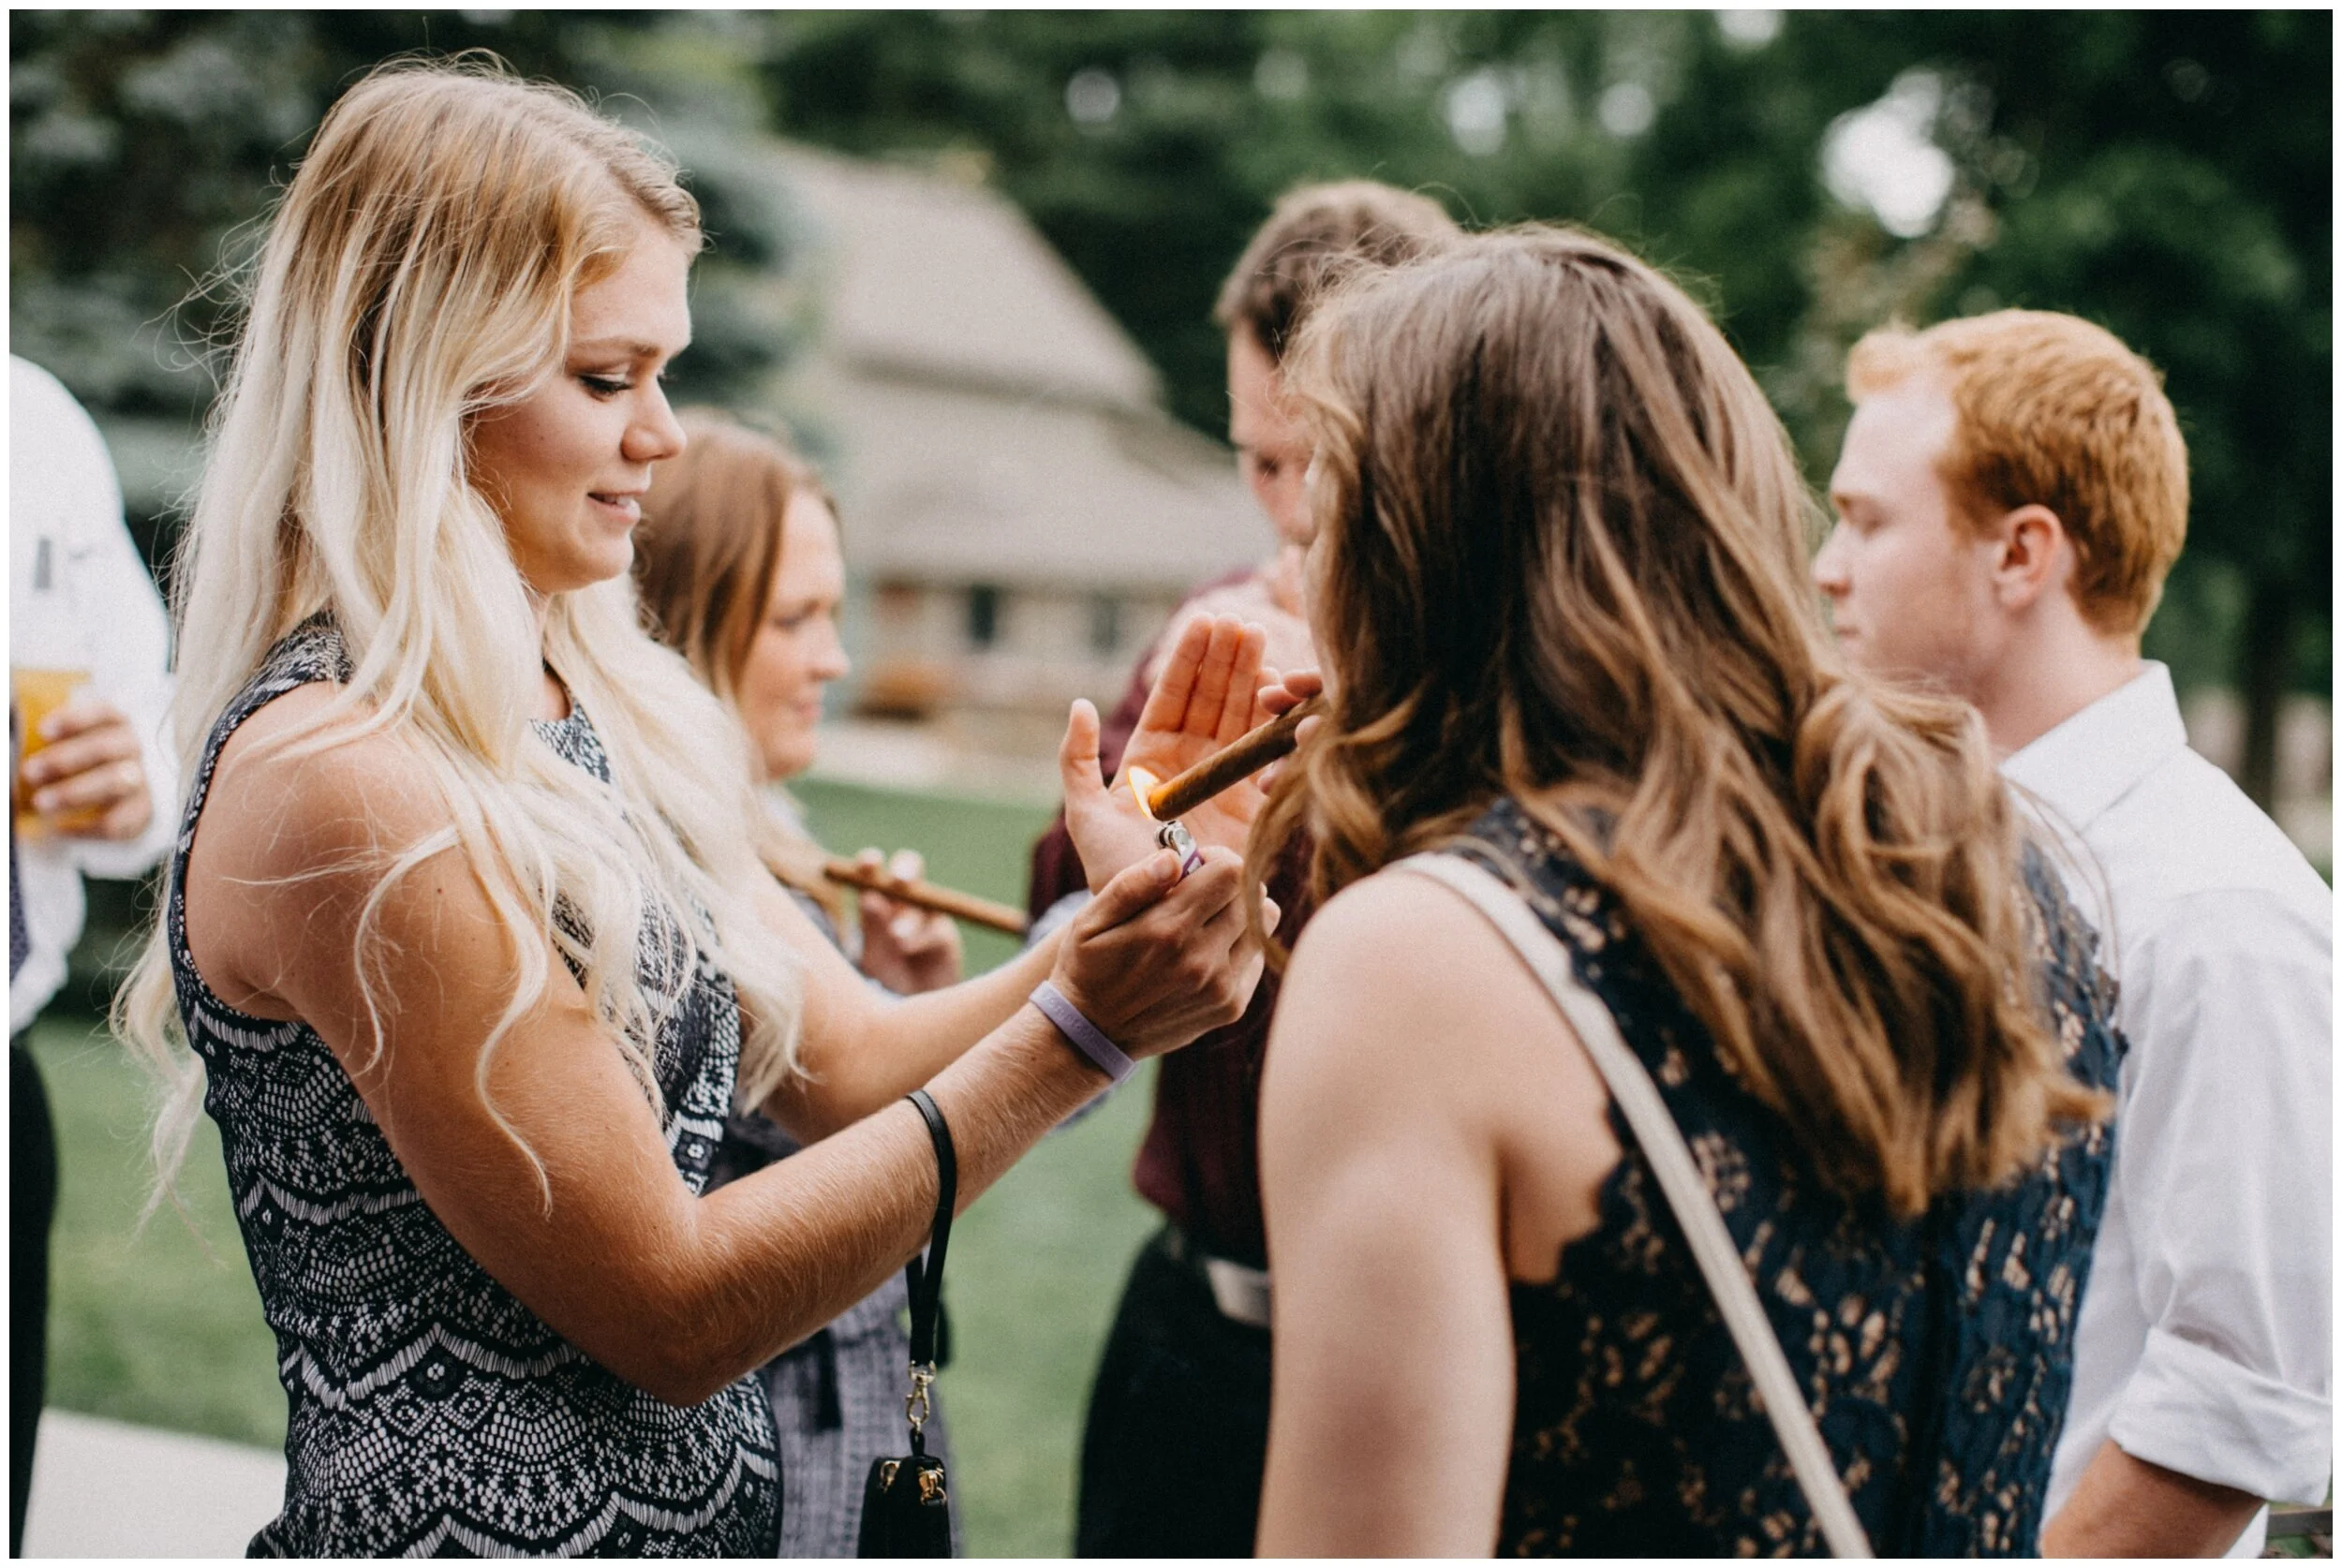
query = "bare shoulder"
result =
(1273, 865, 1567, 1099)
(200, 683, 449, 877)
(1268, 859, 1622, 1277)
(1285, 865, 1516, 997)
(186, 683, 463, 1016)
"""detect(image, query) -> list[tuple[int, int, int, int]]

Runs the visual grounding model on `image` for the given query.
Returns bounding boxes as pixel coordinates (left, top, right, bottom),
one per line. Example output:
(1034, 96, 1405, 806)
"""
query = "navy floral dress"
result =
(1448, 798, 2122, 1557)
(166, 622, 779, 1555)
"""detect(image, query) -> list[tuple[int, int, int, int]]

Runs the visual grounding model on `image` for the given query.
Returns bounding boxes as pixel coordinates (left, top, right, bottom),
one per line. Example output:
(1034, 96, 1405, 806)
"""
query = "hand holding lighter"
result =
(1154, 818, 1207, 879)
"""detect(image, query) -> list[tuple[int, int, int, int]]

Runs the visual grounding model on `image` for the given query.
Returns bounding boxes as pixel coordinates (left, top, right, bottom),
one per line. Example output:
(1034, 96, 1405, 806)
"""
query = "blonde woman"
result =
(1247, 229, 2123, 1555)
(119, 61, 1272, 1556)
(631, 409, 975, 1555)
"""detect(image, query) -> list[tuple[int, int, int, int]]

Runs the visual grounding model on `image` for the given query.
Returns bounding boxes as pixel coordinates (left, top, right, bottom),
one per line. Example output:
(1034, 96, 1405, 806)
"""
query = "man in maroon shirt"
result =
(1027, 182, 1460, 1558)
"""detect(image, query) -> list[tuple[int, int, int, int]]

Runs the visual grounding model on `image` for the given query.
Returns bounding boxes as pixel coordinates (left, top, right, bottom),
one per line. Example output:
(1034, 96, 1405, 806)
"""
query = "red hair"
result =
(1848, 311, 2188, 637)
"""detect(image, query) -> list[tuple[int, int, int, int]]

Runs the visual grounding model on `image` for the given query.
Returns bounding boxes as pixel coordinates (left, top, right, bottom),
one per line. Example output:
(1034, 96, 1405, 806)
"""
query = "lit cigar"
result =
(1133, 695, 1322, 821)
(821, 855, 1030, 938)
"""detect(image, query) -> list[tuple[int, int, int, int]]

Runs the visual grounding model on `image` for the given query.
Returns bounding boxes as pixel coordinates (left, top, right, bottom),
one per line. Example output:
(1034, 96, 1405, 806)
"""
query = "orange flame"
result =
(1128, 766, 1160, 820)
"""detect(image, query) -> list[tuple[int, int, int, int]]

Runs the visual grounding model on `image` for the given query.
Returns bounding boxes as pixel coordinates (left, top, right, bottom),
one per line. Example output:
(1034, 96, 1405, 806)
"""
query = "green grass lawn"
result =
(35, 779, 1160, 1557)
(32, 1013, 286, 1450)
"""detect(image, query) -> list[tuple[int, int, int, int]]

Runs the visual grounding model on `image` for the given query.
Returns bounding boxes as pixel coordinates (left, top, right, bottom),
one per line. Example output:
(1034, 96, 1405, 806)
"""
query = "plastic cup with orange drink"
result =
(12, 667, 104, 836)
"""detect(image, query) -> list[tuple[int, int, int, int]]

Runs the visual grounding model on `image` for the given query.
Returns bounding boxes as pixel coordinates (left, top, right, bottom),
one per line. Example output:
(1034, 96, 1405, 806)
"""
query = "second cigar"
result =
(821, 856, 1030, 938)
(1142, 694, 1323, 821)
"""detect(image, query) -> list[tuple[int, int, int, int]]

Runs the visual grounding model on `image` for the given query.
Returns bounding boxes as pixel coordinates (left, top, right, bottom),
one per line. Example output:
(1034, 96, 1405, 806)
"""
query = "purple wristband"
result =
(1030, 979, 1137, 1085)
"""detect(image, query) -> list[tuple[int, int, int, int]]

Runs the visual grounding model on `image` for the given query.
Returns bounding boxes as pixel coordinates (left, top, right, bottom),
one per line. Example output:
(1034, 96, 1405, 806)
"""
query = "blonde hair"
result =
(118, 58, 804, 1194)
(1847, 310, 2189, 637)
(1254, 227, 2104, 1219)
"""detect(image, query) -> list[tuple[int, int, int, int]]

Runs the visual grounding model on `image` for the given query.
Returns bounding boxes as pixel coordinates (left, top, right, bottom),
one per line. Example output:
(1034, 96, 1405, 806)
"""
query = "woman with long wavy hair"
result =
(1248, 227, 2122, 1556)
(632, 408, 986, 1555)
(634, 408, 966, 993)
(114, 60, 1272, 1555)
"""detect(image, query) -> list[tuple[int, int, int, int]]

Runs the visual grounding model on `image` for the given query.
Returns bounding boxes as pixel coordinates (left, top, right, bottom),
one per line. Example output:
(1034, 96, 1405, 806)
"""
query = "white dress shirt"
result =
(2008, 662, 2332, 1557)
(9, 356, 177, 1033)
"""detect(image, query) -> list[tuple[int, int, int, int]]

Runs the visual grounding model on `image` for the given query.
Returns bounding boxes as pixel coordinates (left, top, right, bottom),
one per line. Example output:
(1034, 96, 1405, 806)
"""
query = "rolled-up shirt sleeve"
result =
(59, 451, 177, 882)
(2105, 887, 2332, 1503)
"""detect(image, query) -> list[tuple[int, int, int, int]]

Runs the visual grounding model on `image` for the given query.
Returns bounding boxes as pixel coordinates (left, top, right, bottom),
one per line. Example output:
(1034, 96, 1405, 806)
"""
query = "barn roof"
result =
(769, 142, 1266, 593)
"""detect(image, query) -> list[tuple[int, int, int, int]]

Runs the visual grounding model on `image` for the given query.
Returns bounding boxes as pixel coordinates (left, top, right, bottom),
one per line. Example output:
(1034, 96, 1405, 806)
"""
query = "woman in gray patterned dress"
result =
(634, 410, 980, 1556)
(114, 61, 1276, 1556)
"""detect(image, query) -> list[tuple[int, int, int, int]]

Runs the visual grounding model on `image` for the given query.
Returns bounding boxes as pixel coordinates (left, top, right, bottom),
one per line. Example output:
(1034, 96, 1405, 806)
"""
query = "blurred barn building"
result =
(766, 143, 1263, 790)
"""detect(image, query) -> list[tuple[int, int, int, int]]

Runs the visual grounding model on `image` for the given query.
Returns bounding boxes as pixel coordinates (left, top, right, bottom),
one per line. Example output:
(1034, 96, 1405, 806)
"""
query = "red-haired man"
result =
(1816, 310, 2330, 1558)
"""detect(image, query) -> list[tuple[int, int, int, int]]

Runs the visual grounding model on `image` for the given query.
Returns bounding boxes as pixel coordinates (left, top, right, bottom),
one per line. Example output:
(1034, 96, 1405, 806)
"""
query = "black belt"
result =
(1160, 1223, 1272, 1331)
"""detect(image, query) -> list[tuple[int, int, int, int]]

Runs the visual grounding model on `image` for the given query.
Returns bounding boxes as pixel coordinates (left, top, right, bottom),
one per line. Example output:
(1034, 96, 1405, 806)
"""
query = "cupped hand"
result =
(1158, 572, 1315, 686)
(852, 848, 963, 995)
(1061, 614, 1276, 891)
(18, 693, 154, 840)
(1048, 844, 1278, 1060)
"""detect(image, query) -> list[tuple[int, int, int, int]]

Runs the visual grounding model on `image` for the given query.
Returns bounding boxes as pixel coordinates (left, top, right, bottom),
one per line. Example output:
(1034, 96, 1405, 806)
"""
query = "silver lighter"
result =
(1155, 818, 1208, 879)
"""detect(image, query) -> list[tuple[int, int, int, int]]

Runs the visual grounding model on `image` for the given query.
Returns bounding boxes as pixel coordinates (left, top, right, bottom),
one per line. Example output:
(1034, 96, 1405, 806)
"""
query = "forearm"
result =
(779, 928, 1064, 1136)
(224, 738, 1173, 1415)
(2066, 916, 2333, 1539)
(664, 1004, 1106, 1397)
(2041, 1441, 2261, 1557)
(371, 977, 1107, 1407)
(673, 845, 1253, 1387)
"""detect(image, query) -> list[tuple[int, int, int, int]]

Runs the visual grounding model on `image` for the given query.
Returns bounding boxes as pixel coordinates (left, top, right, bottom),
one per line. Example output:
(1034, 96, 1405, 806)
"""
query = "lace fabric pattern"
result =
(1450, 797, 2121, 1558)
(164, 621, 778, 1556)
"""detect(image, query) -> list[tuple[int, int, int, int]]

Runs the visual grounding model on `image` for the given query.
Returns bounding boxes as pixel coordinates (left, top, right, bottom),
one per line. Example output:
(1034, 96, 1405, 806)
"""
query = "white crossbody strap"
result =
(1395, 852, 1875, 1559)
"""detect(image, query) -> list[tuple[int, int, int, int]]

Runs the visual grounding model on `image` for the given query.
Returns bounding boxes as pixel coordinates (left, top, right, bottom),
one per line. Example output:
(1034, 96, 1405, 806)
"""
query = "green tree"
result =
(12, 12, 588, 413)
(1742, 11, 2328, 804)
(1909, 11, 2327, 804)
(754, 11, 1637, 434)
(749, 10, 2329, 799)
(9, 10, 801, 570)
(14, 10, 2325, 788)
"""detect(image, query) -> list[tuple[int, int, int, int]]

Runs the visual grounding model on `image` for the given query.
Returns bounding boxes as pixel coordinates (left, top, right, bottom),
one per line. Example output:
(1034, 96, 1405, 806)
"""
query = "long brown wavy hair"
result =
(633, 407, 842, 917)
(634, 407, 834, 707)
(1250, 227, 2104, 1217)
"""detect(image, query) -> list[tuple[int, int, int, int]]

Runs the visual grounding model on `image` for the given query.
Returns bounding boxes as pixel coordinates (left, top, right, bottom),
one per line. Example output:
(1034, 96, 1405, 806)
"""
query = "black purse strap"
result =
(856, 1090, 960, 1558)
(902, 1087, 956, 1376)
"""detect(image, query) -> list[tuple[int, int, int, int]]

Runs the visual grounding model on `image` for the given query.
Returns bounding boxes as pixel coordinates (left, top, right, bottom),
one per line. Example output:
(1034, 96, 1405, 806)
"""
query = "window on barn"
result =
(1089, 594, 1122, 655)
(966, 584, 1001, 648)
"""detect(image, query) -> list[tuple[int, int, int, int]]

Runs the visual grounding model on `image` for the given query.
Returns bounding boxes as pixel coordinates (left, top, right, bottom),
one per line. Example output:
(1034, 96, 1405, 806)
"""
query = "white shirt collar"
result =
(1999, 661, 2190, 831)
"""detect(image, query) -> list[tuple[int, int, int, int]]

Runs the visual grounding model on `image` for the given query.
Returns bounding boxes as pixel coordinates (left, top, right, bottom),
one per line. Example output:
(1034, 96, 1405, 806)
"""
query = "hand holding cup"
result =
(13, 687, 153, 841)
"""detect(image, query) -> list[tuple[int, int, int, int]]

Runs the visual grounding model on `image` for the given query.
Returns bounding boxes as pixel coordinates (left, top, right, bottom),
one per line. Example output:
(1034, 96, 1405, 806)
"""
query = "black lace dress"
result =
(1448, 798, 2122, 1557)
(165, 623, 779, 1556)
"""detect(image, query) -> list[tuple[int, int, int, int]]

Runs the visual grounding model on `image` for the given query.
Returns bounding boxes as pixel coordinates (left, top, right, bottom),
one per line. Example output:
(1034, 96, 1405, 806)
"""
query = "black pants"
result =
(10, 1039, 56, 1556)
(1075, 1228, 1271, 1558)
